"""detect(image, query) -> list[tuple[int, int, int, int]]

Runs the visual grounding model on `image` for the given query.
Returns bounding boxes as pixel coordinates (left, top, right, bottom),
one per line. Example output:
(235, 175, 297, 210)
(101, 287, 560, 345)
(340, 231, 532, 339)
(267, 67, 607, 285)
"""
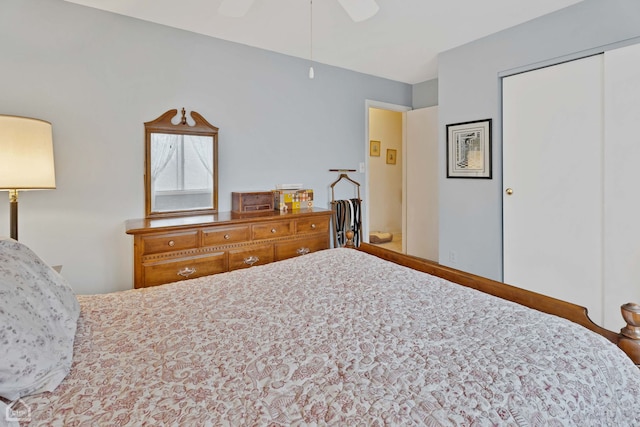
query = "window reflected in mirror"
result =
(151, 133, 214, 212)
(145, 109, 218, 218)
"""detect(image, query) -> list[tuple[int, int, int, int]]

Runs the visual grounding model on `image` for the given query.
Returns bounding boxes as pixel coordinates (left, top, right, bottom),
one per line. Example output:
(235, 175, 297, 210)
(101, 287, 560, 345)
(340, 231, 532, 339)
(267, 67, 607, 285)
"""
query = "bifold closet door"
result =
(603, 43, 640, 328)
(502, 55, 604, 324)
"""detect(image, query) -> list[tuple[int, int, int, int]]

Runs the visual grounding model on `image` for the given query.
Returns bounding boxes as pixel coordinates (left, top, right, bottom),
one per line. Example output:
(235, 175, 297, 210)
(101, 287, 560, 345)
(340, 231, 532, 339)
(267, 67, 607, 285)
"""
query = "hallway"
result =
(371, 233, 403, 253)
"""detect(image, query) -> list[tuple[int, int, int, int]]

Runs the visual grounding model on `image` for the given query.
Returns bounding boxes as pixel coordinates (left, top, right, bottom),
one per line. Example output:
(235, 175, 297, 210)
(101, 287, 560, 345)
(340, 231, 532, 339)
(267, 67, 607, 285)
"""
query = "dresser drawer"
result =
(228, 244, 274, 271)
(142, 231, 199, 255)
(202, 225, 250, 246)
(275, 236, 329, 261)
(252, 220, 294, 240)
(142, 252, 227, 288)
(296, 216, 330, 235)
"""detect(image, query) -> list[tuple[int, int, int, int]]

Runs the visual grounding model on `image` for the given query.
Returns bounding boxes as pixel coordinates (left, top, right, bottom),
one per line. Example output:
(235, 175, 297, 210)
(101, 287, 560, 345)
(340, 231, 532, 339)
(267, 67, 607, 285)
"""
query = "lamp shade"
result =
(0, 115, 56, 190)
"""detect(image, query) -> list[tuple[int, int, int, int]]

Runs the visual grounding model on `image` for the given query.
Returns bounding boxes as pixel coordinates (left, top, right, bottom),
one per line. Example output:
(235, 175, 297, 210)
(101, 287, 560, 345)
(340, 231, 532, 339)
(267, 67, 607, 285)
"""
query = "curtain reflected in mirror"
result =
(151, 133, 214, 213)
(144, 109, 218, 218)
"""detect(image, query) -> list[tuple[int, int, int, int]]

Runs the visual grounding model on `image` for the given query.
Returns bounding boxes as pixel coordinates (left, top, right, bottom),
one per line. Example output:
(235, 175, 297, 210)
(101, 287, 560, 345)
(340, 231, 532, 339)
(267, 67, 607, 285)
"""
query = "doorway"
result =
(365, 101, 411, 253)
(365, 101, 439, 261)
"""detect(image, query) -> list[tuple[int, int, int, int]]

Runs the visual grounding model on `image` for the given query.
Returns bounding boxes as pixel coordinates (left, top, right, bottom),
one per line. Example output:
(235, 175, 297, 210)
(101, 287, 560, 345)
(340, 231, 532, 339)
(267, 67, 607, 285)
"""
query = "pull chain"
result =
(309, 0, 314, 79)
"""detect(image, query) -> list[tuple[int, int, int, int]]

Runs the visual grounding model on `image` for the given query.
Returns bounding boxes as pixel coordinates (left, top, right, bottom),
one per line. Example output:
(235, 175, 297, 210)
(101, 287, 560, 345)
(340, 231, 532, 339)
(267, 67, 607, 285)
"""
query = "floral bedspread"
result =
(23, 248, 640, 426)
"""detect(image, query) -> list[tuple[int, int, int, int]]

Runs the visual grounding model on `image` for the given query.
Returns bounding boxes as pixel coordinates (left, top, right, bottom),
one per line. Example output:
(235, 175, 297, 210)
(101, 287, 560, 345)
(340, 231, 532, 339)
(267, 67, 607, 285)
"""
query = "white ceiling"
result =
(64, 0, 582, 84)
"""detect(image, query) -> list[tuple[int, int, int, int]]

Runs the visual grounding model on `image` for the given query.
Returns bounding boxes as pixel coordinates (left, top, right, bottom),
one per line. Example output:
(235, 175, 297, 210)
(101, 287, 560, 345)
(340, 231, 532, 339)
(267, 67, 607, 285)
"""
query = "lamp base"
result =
(9, 189, 18, 240)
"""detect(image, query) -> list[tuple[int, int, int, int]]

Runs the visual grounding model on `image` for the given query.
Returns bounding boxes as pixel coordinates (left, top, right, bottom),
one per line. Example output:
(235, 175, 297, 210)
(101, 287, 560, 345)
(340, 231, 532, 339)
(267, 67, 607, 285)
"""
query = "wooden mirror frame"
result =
(144, 109, 218, 218)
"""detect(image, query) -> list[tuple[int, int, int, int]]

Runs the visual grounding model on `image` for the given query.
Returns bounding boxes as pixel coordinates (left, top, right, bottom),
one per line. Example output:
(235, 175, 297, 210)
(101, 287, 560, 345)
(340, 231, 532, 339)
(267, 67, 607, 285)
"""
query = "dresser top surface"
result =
(126, 208, 332, 235)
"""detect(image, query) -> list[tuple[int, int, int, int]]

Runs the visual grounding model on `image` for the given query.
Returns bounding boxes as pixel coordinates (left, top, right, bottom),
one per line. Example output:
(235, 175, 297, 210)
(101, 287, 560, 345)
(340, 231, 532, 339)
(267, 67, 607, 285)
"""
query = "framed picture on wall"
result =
(370, 140, 381, 156)
(446, 119, 492, 178)
(386, 149, 397, 165)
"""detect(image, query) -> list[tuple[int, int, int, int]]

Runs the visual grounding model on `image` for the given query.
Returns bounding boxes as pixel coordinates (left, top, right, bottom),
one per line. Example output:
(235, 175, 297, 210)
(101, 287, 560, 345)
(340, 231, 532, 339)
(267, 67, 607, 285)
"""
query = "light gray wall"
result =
(412, 78, 438, 108)
(0, 0, 411, 294)
(438, 0, 640, 280)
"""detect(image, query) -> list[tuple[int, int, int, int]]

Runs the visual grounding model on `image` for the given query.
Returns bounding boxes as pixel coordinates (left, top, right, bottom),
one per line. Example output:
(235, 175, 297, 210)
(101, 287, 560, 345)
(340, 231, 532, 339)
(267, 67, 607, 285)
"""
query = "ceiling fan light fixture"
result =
(337, 0, 379, 22)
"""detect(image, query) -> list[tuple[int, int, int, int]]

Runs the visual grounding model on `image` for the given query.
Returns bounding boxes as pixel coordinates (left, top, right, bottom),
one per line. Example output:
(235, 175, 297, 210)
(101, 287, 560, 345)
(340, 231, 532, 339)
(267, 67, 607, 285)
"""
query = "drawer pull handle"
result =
(296, 247, 310, 255)
(168, 240, 175, 247)
(271, 228, 277, 234)
(244, 256, 259, 266)
(177, 267, 196, 277)
(224, 234, 230, 240)
(311, 224, 316, 229)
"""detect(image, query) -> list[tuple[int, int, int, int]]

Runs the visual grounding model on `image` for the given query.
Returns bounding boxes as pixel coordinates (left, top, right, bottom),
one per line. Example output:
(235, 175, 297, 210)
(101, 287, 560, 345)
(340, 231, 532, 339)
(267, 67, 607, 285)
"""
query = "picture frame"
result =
(446, 119, 492, 179)
(386, 149, 397, 165)
(370, 140, 381, 157)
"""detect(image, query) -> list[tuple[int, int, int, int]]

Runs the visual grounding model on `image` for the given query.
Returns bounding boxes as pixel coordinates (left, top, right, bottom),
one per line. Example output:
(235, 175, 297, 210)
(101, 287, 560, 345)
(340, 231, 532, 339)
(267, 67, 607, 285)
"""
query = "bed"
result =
(1, 238, 640, 426)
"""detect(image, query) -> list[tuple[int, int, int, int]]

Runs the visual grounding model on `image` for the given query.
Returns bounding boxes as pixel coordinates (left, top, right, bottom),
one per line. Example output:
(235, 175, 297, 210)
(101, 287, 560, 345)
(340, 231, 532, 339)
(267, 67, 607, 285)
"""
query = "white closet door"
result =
(406, 106, 438, 260)
(503, 55, 604, 324)
(603, 44, 640, 329)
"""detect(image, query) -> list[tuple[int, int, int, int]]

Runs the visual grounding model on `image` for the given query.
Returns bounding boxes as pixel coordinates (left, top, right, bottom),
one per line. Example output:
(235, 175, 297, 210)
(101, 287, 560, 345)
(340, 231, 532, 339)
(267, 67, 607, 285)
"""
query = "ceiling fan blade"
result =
(337, 0, 379, 22)
(219, 0, 256, 18)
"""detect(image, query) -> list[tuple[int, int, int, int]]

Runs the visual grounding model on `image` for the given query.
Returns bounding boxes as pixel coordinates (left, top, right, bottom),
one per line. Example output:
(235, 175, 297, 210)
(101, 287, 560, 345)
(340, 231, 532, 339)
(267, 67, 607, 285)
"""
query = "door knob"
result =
(505, 188, 514, 195)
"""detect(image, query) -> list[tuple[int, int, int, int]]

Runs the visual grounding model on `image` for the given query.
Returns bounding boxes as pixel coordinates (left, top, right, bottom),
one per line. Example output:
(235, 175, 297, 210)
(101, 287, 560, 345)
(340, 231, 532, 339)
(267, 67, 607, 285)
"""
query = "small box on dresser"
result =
(232, 191, 274, 213)
(274, 189, 314, 212)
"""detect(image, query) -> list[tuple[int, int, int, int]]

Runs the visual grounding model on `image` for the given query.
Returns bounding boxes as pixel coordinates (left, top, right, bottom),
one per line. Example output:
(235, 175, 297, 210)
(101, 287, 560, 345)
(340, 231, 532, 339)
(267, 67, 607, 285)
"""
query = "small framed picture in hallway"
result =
(370, 140, 381, 156)
(386, 149, 397, 165)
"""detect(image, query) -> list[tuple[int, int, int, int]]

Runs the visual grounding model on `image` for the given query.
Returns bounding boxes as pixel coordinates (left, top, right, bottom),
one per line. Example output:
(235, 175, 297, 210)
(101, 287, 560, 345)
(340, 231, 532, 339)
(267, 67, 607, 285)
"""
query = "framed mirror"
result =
(145, 109, 218, 218)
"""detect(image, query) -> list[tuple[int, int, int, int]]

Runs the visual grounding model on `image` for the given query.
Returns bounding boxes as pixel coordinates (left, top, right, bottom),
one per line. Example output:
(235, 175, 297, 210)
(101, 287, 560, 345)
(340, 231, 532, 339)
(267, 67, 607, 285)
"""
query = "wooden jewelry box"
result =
(231, 191, 274, 213)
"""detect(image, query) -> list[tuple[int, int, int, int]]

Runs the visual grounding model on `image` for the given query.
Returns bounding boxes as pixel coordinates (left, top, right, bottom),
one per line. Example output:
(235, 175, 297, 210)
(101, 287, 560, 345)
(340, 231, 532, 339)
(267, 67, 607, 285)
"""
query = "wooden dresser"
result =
(125, 208, 332, 288)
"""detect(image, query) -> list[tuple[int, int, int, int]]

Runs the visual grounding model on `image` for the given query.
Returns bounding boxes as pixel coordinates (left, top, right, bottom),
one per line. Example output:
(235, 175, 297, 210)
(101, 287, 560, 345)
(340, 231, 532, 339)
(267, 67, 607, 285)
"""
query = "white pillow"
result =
(0, 238, 79, 401)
